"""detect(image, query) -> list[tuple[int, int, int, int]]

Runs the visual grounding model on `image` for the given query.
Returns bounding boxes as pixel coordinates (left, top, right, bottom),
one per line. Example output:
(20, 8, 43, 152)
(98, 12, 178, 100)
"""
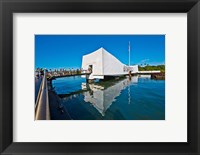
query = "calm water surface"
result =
(52, 75, 165, 120)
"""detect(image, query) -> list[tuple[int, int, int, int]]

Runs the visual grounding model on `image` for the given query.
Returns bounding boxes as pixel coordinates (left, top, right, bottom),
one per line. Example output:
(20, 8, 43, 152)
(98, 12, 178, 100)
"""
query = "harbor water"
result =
(52, 75, 165, 120)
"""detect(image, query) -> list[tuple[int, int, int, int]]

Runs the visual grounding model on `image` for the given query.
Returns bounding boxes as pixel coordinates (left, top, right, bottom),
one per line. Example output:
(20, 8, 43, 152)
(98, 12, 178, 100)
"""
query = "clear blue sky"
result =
(35, 35, 165, 69)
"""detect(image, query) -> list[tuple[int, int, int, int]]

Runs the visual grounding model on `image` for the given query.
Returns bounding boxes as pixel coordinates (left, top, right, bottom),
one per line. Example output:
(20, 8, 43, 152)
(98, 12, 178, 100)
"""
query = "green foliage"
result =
(138, 65, 165, 72)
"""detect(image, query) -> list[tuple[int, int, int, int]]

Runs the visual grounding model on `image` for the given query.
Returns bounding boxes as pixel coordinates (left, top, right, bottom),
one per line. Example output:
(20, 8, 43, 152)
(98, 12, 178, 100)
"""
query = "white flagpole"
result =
(129, 41, 131, 66)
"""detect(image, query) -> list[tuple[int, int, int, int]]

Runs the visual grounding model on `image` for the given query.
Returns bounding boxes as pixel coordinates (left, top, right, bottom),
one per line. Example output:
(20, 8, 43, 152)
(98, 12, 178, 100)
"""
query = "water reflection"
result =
(53, 74, 165, 120)
(81, 76, 138, 116)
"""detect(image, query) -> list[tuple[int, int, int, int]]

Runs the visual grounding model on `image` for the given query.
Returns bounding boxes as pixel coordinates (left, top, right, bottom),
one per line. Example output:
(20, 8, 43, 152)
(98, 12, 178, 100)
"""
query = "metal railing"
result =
(35, 72, 51, 120)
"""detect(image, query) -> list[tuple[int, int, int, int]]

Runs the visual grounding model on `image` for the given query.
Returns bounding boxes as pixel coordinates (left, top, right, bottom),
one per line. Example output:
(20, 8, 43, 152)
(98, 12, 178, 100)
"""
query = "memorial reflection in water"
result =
(81, 76, 138, 116)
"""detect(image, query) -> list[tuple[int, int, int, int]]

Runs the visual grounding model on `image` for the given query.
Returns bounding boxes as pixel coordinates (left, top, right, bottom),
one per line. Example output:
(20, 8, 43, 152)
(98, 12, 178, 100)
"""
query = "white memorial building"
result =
(81, 47, 138, 80)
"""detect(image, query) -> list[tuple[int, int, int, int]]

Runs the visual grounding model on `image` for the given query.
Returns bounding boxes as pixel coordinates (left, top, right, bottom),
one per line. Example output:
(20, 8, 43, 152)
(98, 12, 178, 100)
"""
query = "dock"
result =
(35, 72, 51, 120)
(35, 71, 72, 120)
(137, 70, 161, 74)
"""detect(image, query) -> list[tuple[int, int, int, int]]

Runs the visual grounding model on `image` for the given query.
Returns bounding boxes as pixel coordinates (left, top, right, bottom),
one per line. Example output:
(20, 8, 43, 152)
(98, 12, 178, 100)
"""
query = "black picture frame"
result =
(0, 0, 200, 154)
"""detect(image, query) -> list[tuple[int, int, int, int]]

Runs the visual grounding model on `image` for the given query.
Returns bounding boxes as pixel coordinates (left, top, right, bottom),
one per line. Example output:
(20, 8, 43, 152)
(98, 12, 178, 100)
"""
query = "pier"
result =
(35, 71, 73, 120)
(35, 72, 51, 120)
(137, 71, 161, 74)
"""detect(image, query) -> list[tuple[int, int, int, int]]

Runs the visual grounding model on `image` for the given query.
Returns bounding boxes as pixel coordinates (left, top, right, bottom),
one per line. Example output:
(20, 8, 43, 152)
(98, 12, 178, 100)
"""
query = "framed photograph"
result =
(0, 0, 200, 154)
(35, 34, 165, 121)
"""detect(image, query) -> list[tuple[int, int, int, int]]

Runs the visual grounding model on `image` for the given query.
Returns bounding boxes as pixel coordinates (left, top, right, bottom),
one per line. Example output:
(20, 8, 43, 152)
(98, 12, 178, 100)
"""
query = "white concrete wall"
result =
(131, 65, 139, 73)
(103, 48, 125, 75)
(81, 47, 139, 79)
(82, 48, 103, 75)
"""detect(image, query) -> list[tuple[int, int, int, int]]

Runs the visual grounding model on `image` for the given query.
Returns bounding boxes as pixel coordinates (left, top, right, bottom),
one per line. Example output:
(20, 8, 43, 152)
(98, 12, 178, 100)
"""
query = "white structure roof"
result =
(81, 47, 138, 79)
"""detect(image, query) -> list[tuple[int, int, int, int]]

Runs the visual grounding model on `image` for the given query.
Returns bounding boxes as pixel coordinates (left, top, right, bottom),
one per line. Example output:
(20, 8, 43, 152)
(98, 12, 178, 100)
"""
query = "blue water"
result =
(52, 76, 86, 94)
(52, 75, 165, 120)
